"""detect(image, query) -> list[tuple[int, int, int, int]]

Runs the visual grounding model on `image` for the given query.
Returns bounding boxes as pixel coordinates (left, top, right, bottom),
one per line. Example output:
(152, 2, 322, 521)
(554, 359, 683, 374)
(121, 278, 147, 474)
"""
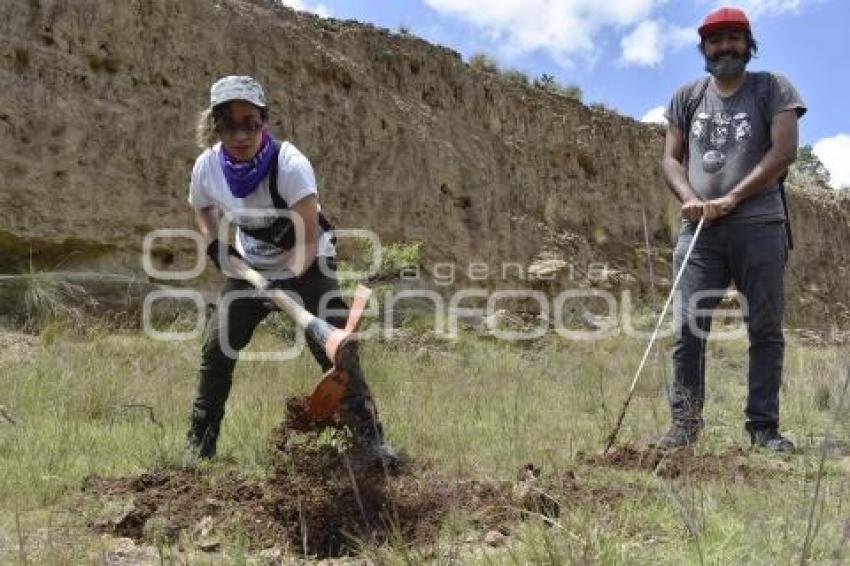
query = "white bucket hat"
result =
(210, 75, 267, 108)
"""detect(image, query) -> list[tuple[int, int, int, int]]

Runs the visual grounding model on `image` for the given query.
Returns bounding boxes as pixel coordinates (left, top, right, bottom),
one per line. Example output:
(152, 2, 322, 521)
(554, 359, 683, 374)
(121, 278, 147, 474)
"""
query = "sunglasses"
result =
(214, 119, 264, 137)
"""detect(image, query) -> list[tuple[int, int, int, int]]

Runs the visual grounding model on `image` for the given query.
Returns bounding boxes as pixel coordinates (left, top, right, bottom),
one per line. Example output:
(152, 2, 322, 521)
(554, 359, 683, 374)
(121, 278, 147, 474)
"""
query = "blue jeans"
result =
(670, 220, 788, 430)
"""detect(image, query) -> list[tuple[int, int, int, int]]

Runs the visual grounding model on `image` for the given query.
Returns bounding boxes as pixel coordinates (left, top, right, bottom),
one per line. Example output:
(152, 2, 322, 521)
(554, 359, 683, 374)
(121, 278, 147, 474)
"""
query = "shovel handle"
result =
(227, 257, 313, 327)
(227, 256, 369, 371)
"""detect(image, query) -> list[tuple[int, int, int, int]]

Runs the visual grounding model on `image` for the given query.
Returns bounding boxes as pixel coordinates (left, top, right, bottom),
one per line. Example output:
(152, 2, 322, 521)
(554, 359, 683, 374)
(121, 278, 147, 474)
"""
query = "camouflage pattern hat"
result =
(210, 75, 267, 108)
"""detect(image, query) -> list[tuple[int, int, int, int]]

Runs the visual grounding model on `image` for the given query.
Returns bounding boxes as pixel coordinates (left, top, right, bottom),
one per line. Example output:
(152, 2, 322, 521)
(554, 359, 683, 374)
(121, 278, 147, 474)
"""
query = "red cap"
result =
(698, 7, 751, 39)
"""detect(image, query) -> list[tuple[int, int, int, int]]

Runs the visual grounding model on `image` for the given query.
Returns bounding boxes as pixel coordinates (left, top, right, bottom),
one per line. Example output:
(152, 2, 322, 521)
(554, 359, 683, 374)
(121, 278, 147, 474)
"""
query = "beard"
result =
(704, 50, 751, 79)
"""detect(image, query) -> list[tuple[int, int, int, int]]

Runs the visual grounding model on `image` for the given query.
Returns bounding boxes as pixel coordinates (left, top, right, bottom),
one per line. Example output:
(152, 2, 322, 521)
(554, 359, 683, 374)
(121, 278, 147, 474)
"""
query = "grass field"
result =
(0, 316, 848, 564)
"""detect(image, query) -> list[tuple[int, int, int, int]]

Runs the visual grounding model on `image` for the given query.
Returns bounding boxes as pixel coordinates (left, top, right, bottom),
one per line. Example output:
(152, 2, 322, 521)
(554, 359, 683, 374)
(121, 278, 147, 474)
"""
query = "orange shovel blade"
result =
(307, 367, 350, 420)
(306, 285, 371, 420)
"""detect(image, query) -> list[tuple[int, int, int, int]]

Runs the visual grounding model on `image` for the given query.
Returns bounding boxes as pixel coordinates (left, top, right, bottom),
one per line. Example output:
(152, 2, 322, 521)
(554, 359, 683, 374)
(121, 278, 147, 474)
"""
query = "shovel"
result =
(227, 256, 372, 421)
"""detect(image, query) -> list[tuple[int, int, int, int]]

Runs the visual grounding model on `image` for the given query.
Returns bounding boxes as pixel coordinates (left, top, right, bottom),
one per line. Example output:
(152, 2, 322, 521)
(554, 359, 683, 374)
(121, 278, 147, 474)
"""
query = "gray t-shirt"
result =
(665, 71, 806, 223)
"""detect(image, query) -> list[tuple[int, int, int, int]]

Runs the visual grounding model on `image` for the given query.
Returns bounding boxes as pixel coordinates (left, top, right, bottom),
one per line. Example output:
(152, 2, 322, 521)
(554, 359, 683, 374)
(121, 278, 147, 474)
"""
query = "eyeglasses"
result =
(214, 120, 264, 137)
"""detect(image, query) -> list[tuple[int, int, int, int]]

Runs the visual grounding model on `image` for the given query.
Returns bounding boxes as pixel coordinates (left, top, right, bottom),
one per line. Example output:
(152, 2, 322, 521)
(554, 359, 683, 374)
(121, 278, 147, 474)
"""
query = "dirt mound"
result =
(82, 396, 646, 558)
(581, 444, 776, 481)
(279, 395, 342, 436)
(83, 396, 524, 558)
(84, 449, 459, 557)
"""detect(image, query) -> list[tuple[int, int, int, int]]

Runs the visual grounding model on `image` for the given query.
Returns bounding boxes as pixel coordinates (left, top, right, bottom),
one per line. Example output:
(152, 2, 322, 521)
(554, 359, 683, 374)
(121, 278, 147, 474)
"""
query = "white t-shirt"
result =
(188, 141, 335, 269)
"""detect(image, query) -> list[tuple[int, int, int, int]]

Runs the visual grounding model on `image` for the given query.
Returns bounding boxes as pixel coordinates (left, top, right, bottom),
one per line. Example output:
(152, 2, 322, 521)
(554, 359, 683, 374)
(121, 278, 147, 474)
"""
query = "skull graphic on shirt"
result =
(691, 111, 753, 174)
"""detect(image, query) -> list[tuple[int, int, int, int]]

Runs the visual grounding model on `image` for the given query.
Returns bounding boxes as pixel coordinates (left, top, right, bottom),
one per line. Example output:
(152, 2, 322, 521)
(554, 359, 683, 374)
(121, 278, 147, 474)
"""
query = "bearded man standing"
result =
(658, 7, 805, 452)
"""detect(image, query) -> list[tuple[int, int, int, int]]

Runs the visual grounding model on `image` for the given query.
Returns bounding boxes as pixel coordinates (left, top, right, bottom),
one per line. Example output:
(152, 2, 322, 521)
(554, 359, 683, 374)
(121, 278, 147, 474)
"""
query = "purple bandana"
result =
(218, 130, 277, 198)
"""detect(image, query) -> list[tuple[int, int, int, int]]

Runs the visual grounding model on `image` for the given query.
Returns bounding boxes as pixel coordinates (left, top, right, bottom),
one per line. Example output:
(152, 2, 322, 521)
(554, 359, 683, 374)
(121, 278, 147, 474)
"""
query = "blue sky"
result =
(283, 0, 850, 188)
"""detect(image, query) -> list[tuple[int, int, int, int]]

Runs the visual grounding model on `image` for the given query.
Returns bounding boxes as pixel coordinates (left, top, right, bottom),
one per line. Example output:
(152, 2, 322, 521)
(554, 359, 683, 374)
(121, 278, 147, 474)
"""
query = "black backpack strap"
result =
(268, 143, 286, 210)
(755, 72, 794, 250)
(317, 211, 334, 235)
(778, 180, 793, 250)
(683, 77, 710, 166)
(269, 143, 335, 236)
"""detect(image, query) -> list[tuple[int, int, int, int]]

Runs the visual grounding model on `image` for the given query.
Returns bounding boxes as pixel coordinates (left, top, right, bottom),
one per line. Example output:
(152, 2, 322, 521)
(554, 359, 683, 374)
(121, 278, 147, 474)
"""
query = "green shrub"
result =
(468, 52, 498, 73)
(379, 241, 422, 279)
(551, 82, 582, 100)
(503, 68, 530, 86)
(588, 102, 619, 115)
(534, 73, 582, 100)
(0, 262, 96, 333)
(789, 144, 831, 188)
(334, 241, 422, 321)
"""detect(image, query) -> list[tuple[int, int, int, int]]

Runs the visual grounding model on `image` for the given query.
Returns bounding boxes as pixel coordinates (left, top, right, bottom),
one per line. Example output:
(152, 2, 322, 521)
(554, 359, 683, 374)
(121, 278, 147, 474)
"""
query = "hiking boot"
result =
(352, 419, 399, 465)
(747, 424, 795, 453)
(655, 422, 701, 450)
(359, 433, 399, 464)
(185, 408, 222, 461)
(341, 402, 399, 467)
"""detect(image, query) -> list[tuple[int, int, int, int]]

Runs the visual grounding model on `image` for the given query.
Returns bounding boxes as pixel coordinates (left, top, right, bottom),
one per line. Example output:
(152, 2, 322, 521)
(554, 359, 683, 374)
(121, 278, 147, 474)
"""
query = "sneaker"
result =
(747, 425, 795, 453)
(655, 422, 701, 450)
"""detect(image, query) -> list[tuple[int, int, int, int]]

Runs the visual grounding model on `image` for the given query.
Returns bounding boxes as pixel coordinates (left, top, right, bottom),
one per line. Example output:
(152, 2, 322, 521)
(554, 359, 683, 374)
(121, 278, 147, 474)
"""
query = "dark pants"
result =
(670, 221, 787, 429)
(190, 257, 373, 434)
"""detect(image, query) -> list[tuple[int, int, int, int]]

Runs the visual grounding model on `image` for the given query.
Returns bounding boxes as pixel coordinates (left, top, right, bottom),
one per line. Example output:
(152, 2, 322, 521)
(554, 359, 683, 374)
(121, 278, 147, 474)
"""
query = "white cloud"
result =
(280, 0, 331, 18)
(713, 1, 806, 17)
(424, 0, 662, 67)
(813, 134, 850, 190)
(640, 106, 668, 125)
(620, 20, 663, 66)
(620, 20, 696, 67)
(668, 24, 698, 48)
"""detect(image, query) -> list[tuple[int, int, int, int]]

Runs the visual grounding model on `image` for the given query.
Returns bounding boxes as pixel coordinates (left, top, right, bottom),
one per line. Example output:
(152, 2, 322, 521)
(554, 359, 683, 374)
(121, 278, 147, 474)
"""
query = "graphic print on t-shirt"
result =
(691, 110, 753, 174)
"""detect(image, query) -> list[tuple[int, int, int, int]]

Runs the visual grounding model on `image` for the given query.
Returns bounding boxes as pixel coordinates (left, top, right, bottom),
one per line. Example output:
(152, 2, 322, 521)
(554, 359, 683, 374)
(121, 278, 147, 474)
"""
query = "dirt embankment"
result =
(2, 0, 848, 328)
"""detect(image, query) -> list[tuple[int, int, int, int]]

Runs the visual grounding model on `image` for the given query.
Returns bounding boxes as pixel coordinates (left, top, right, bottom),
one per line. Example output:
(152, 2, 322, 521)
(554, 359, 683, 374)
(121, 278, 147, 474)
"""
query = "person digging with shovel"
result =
(184, 75, 396, 463)
(657, 7, 804, 452)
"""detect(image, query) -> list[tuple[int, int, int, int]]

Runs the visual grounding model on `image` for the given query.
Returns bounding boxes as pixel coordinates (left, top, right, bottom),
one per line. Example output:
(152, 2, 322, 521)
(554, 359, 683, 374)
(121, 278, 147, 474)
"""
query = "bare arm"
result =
(285, 195, 321, 277)
(704, 110, 799, 220)
(195, 206, 220, 244)
(661, 125, 703, 221)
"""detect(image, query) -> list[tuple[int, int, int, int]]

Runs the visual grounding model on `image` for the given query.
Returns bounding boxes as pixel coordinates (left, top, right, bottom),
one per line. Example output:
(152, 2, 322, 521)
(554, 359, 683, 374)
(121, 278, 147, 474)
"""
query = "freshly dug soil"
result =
(84, 397, 656, 558)
(581, 444, 780, 481)
(83, 396, 521, 558)
(279, 395, 341, 437)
